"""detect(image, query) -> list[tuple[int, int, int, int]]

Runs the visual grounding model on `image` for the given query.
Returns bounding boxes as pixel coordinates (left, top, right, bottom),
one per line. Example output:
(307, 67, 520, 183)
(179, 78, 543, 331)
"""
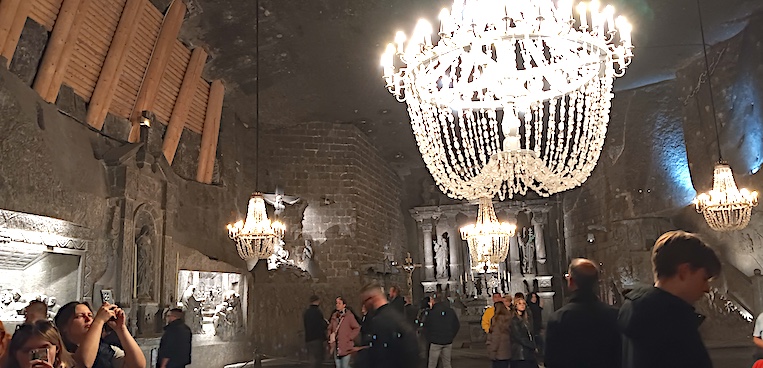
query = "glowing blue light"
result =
(727, 74, 763, 176)
(652, 112, 697, 207)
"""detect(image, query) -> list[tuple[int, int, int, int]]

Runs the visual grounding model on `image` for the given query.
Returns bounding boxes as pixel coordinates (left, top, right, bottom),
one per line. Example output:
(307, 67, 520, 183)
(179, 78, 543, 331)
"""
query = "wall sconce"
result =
(587, 233, 595, 243)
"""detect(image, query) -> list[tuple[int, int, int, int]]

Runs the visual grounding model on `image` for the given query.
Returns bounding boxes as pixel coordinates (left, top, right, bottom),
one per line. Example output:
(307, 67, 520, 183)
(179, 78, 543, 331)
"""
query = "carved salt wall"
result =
(565, 16, 763, 346)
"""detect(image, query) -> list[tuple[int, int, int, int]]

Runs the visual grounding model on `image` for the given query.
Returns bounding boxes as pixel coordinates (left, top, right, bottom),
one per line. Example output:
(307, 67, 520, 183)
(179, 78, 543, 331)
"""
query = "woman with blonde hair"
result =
(487, 302, 511, 368)
(4, 320, 75, 368)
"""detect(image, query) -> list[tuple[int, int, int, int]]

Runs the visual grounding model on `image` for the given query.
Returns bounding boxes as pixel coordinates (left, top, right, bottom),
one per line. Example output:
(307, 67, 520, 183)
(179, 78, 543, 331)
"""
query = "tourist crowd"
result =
(304, 230, 729, 368)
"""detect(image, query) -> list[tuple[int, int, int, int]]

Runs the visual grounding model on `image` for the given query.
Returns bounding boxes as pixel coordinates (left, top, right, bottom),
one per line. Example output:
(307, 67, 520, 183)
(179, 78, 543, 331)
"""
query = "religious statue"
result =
(434, 235, 449, 280)
(181, 285, 203, 334)
(518, 227, 536, 275)
(135, 224, 154, 301)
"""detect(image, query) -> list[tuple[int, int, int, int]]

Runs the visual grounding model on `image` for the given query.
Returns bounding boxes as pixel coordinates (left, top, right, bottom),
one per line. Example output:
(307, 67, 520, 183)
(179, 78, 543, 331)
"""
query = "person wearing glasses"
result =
(4, 320, 74, 368)
(54, 302, 146, 368)
(618, 230, 721, 368)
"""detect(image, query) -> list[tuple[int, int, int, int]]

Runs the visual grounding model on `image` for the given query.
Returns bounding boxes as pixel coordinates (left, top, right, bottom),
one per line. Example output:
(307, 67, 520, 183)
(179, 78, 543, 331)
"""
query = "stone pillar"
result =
(507, 212, 523, 292)
(538, 290, 556, 326)
(447, 220, 462, 287)
(753, 269, 763, 316)
(421, 222, 435, 281)
(533, 211, 548, 275)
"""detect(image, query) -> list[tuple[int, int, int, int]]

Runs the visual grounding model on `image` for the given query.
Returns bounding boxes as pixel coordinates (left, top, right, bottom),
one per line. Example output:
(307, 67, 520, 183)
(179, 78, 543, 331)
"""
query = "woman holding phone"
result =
(3, 320, 75, 368)
(55, 302, 146, 368)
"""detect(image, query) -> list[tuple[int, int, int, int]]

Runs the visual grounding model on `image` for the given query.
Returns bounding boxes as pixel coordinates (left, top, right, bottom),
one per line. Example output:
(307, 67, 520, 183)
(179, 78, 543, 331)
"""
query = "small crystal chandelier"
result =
(382, 0, 633, 200)
(460, 197, 517, 267)
(691, 0, 758, 232)
(227, 193, 286, 270)
(694, 164, 758, 231)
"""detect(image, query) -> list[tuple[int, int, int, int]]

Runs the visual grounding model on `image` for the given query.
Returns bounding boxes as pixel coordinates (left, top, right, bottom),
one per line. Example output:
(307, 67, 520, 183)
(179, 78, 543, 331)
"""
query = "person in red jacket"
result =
(327, 297, 360, 368)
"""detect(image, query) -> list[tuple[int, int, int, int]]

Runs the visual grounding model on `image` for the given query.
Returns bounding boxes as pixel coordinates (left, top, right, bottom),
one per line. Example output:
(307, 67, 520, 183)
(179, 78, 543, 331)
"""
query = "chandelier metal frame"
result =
(691, 0, 758, 231)
(382, 0, 633, 200)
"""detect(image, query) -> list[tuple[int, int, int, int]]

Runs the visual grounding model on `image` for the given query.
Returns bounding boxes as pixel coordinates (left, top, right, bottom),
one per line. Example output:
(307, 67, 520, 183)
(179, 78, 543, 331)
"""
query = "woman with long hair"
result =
(486, 302, 511, 368)
(327, 297, 360, 368)
(509, 298, 538, 368)
(54, 302, 146, 368)
(4, 320, 75, 368)
(527, 292, 543, 357)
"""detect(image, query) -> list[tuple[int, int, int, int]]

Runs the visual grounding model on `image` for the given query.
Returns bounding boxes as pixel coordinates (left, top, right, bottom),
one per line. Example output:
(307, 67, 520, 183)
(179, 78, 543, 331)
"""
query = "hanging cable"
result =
(254, 0, 260, 190)
(696, 0, 724, 162)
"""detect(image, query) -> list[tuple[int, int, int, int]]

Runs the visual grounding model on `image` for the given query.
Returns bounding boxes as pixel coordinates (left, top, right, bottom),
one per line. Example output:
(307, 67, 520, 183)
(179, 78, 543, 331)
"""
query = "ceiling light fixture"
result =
(692, 0, 758, 232)
(227, 0, 285, 270)
(460, 197, 516, 267)
(381, 0, 633, 200)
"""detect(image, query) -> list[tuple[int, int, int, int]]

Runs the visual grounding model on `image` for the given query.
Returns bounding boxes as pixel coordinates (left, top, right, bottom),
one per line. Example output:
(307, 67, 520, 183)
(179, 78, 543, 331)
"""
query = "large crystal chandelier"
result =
(382, 0, 633, 200)
(227, 193, 286, 270)
(694, 165, 758, 231)
(460, 197, 517, 267)
(691, 0, 758, 232)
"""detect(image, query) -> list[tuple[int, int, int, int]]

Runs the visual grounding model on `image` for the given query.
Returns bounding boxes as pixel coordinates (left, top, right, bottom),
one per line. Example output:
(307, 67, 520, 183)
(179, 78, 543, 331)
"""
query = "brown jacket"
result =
(487, 314, 512, 361)
(327, 309, 360, 356)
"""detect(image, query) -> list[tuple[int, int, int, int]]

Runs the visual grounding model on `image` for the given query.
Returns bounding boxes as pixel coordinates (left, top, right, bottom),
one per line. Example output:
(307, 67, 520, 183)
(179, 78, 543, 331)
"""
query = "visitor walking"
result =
(544, 258, 620, 368)
(618, 230, 721, 368)
(157, 308, 192, 368)
(358, 282, 418, 368)
(303, 295, 327, 368)
(327, 297, 360, 368)
(423, 294, 460, 368)
(486, 302, 511, 368)
(509, 298, 538, 368)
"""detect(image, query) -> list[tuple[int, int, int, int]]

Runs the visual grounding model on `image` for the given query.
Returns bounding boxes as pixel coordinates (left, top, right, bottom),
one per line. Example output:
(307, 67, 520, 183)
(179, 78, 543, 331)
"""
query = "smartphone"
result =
(29, 348, 48, 362)
(100, 290, 113, 304)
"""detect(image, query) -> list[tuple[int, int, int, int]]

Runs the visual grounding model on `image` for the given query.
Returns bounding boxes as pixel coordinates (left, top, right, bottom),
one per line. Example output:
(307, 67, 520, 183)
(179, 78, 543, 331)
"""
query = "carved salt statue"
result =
(434, 236, 449, 279)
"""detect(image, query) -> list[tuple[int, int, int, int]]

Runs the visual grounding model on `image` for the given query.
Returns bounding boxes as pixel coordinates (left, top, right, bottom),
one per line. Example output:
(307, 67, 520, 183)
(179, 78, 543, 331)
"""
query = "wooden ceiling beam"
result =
(33, 0, 91, 103)
(128, 0, 186, 143)
(196, 80, 225, 184)
(85, 0, 143, 130)
(0, 0, 30, 67)
(162, 47, 207, 165)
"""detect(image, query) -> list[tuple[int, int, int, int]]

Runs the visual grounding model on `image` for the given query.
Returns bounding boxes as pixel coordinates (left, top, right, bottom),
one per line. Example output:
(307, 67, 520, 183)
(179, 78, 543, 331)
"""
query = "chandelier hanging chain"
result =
(255, 0, 261, 189)
(696, 0, 723, 162)
(681, 46, 726, 106)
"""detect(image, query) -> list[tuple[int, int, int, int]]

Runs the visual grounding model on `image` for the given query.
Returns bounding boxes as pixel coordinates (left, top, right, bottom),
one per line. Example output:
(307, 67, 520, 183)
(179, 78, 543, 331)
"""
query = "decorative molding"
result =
(0, 209, 91, 250)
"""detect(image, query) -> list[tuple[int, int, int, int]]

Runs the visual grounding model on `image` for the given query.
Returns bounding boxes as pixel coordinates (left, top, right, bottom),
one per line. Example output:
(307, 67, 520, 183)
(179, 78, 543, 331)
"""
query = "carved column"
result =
(753, 269, 763, 316)
(507, 211, 523, 293)
(447, 217, 462, 290)
(533, 211, 548, 275)
(421, 222, 435, 281)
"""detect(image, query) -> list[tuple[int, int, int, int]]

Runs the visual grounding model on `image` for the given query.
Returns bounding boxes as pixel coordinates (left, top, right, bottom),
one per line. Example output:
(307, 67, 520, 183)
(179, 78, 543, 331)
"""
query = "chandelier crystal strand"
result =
(382, 0, 633, 200)
(460, 197, 517, 266)
(694, 164, 759, 231)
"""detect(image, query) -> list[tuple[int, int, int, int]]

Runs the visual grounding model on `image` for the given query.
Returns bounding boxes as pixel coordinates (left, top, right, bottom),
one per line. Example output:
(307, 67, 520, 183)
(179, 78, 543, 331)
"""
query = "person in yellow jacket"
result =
(481, 293, 505, 333)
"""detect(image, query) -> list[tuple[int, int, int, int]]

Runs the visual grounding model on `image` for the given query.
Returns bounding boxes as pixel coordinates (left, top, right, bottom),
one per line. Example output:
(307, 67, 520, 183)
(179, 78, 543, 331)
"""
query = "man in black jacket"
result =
(545, 258, 620, 368)
(423, 294, 460, 368)
(618, 230, 721, 368)
(157, 308, 192, 368)
(303, 295, 327, 368)
(359, 282, 419, 368)
(388, 285, 405, 315)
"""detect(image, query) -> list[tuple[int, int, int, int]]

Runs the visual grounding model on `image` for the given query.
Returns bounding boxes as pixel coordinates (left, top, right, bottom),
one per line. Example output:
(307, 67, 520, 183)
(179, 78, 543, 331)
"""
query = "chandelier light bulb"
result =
(460, 197, 516, 266)
(695, 164, 759, 231)
(381, 0, 633, 200)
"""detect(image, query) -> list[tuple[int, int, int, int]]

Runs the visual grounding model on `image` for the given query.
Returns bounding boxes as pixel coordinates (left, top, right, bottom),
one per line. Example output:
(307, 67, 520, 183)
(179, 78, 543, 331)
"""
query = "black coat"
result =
(157, 319, 193, 368)
(423, 301, 460, 345)
(389, 296, 405, 315)
(303, 304, 327, 342)
(509, 314, 536, 361)
(365, 304, 419, 368)
(618, 286, 712, 368)
(544, 291, 621, 368)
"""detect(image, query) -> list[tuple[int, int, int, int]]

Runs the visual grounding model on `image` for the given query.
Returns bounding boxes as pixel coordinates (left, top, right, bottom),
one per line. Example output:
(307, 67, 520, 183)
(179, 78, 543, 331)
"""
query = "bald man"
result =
(544, 258, 621, 368)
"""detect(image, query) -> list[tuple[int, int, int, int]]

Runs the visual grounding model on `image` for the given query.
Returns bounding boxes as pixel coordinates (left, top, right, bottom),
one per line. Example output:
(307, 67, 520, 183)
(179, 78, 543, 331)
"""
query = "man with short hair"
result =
(423, 294, 460, 368)
(545, 258, 620, 368)
(24, 300, 48, 324)
(481, 292, 504, 333)
(388, 285, 405, 315)
(359, 283, 419, 368)
(157, 308, 192, 368)
(304, 295, 327, 368)
(619, 230, 721, 368)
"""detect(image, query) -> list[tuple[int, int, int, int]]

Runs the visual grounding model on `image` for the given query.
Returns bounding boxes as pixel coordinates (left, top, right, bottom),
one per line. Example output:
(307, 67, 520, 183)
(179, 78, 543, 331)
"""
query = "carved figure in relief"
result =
(434, 235, 449, 279)
(518, 227, 536, 275)
(135, 224, 155, 300)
